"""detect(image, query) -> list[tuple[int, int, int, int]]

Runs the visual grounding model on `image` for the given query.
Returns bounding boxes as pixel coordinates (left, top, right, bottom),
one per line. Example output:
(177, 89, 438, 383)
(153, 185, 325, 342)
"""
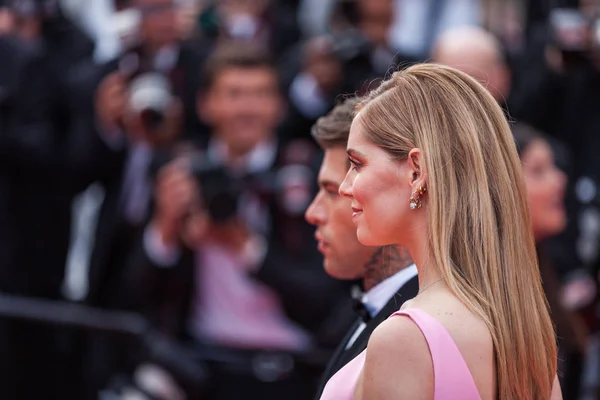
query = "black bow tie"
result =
(351, 285, 371, 323)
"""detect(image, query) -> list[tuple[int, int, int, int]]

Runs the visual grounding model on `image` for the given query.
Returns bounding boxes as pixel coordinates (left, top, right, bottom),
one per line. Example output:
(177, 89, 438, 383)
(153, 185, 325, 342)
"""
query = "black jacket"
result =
(0, 22, 94, 297)
(314, 274, 419, 399)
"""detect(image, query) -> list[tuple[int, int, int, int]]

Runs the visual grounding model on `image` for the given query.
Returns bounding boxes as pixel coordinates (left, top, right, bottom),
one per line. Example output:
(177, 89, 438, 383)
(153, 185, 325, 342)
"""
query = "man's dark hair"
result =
(200, 42, 278, 92)
(311, 97, 359, 148)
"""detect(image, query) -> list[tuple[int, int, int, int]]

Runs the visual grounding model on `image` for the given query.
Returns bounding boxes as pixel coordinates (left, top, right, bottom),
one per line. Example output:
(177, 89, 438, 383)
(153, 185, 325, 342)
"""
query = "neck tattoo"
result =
(363, 245, 413, 292)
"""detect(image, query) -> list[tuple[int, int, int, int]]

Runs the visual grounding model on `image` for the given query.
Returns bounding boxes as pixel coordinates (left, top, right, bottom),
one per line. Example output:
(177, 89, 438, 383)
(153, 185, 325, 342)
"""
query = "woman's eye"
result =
(349, 159, 362, 171)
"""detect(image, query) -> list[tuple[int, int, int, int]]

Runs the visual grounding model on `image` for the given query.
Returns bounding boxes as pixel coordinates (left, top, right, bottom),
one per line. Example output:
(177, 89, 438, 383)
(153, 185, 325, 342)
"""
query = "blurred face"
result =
(521, 139, 567, 241)
(339, 118, 411, 246)
(305, 147, 375, 279)
(217, 0, 268, 17)
(201, 66, 282, 156)
(433, 46, 510, 102)
(0, 8, 15, 35)
(357, 0, 394, 46)
(137, 0, 179, 49)
(580, 0, 600, 18)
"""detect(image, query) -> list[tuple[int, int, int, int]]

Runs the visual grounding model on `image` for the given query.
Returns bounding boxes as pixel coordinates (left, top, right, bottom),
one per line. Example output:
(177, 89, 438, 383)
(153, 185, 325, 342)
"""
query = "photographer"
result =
(280, 0, 421, 142)
(76, 0, 207, 317)
(127, 43, 353, 399)
(67, 0, 207, 394)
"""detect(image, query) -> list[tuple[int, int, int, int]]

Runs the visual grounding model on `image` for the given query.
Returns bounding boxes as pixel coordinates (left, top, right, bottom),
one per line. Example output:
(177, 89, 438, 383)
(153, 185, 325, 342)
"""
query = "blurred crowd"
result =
(1, 0, 600, 399)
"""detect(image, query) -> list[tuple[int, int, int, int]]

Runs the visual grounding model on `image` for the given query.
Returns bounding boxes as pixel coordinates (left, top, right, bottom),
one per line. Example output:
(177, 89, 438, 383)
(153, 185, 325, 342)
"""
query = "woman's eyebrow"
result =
(346, 148, 365, 159)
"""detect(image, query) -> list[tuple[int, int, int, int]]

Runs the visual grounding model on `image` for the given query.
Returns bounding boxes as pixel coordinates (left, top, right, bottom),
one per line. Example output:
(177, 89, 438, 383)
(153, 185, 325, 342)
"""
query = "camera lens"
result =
(128, 72, 172, 131)
(140, 108, 165, 131)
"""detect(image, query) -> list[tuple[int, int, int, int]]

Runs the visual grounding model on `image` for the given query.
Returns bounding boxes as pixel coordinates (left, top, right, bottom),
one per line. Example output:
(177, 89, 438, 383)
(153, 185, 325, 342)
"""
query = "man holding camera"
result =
(126, 43, 352, 399)
(70, 0, 205, 393)
(78, 0, 206, 311)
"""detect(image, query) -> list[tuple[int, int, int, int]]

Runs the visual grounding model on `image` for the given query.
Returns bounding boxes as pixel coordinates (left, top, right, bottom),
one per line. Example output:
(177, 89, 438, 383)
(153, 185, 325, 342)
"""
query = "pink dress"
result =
(319, 308, 482, 400)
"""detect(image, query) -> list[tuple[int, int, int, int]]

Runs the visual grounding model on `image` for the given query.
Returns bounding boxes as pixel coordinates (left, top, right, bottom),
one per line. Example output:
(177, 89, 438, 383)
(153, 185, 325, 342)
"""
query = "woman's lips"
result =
(352, 206, 363, 220)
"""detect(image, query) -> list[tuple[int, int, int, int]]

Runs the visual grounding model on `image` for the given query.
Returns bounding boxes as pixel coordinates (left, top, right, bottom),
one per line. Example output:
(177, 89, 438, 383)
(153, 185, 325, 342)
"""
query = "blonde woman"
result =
(320, 64, 561, 399)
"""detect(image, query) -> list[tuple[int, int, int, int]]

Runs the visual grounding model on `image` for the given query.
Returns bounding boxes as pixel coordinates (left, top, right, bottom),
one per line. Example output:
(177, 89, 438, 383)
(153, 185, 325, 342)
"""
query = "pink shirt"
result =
(191, 241, 311, 350)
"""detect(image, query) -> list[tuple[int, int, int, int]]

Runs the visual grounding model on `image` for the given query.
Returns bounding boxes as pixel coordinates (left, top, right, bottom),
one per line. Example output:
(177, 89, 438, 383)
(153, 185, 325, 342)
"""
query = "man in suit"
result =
(305, 97, 419, 398)
(125, 43, 351, 399)
(70, 0, 207, 312)
(66, 0, 206, 394)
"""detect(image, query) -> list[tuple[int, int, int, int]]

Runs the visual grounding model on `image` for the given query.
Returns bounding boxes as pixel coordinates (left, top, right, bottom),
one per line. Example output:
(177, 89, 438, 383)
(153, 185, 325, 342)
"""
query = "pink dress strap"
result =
(391, 308, 482, 400)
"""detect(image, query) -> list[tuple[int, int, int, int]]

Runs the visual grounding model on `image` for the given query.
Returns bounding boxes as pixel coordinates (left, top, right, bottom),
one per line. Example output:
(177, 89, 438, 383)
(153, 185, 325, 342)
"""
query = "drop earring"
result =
(409, 186, 427, 210)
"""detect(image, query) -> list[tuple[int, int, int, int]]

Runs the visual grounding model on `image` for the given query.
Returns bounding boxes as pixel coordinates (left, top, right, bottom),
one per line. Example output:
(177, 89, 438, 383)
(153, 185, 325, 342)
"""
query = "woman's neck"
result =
(403, 222, 442, 295)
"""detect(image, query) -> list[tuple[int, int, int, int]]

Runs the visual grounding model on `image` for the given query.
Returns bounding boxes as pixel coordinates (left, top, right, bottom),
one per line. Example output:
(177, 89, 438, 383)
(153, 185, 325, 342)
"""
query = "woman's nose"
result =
(339, 172, 353, 198)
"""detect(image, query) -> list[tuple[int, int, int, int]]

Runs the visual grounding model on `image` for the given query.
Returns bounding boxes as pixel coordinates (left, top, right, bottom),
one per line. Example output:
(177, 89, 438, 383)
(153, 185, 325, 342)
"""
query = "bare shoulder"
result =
(354, 313, 433, 400)
(416, 293, 495, 399)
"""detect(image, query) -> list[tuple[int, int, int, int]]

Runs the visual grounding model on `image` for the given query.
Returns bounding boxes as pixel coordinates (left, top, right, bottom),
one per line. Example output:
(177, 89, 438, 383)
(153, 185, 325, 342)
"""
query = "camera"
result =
(549, 7, 600, 68)
(118, 49, 175, 136)
(149, 151, 265, 223)
(330, 30, 371, 63)
(189, 159, 246, 223)
(115, 8, 175, 136)
(127, 71, 173, 131)
(189, 158, 287, 224)
(194, 161, 314, 223)
(151, 149, 315, 224)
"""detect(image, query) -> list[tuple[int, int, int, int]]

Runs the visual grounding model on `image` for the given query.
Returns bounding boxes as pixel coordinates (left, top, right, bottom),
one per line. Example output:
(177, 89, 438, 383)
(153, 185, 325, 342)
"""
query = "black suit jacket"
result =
(314, 274, 419, 399)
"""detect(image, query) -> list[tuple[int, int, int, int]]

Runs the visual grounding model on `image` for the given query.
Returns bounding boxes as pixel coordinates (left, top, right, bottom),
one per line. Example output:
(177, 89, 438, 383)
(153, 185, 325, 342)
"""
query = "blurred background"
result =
(0, 0, 600, 398)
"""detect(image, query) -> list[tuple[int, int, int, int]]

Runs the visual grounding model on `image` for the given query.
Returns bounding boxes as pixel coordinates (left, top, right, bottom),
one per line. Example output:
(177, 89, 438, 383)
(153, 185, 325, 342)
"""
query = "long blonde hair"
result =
(357, 63, 556, 399)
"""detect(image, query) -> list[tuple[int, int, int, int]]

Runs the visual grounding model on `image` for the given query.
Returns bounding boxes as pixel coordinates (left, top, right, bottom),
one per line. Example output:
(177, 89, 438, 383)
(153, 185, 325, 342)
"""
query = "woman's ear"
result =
(407, 148, 427, 190)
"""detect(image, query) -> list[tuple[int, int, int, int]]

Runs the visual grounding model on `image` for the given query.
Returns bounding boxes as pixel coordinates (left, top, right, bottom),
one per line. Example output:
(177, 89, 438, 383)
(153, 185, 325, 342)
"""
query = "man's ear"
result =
(407, 148, 427, 190)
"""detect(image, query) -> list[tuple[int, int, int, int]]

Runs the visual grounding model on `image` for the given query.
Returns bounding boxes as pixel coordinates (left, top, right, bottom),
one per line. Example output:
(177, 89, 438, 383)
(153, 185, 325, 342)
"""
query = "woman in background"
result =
(513, 123, 588, 400)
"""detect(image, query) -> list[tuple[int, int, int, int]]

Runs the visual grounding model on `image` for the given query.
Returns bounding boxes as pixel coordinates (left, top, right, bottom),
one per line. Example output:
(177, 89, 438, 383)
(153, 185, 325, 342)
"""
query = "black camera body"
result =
(330, 31, 372, 63)
(151, 147, 315, 225)
(188, 158, 278, 224)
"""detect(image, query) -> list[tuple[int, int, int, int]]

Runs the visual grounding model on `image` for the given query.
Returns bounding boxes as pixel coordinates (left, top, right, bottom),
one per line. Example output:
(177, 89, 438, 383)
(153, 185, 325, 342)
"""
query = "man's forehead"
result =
(319, 147, 349, 182)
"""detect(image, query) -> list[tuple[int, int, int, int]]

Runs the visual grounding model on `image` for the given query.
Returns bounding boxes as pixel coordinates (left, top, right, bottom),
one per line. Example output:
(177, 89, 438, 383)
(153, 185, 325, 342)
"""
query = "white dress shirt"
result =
(346, 264, 418, 349)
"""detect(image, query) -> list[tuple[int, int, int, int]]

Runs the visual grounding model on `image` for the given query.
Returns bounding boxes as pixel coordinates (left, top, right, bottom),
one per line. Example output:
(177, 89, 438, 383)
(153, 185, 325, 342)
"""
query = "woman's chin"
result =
(357, 228, 380, 247)
(535, 219, 567, 242)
